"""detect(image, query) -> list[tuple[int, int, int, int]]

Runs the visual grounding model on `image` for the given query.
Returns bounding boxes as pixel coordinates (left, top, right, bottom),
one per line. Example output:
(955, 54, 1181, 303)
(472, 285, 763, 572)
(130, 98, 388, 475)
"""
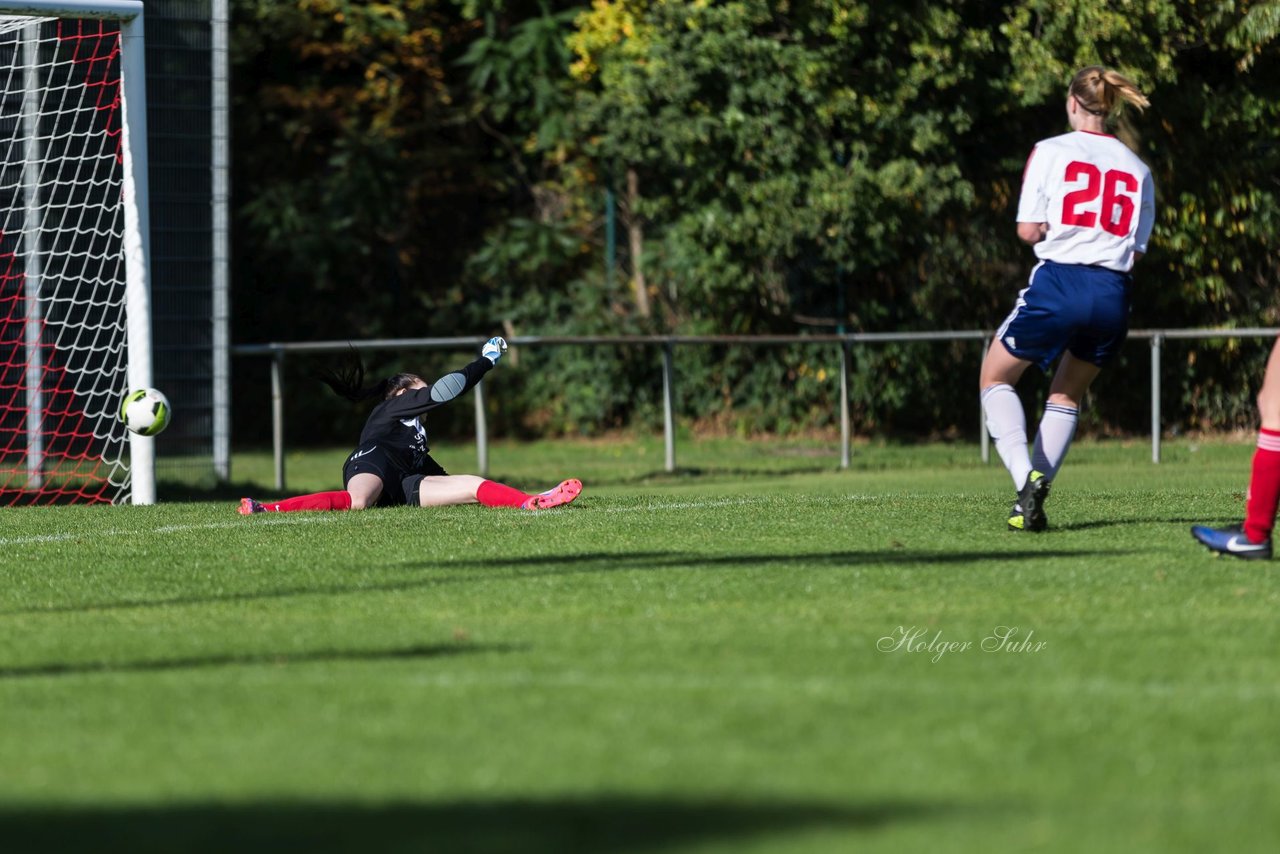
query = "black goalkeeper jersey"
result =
(355, 356, 493, 473)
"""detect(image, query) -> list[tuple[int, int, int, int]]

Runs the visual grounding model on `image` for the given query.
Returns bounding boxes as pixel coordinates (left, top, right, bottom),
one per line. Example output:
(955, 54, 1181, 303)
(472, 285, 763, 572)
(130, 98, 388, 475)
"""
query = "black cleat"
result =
(1008, 470, 1050, 532)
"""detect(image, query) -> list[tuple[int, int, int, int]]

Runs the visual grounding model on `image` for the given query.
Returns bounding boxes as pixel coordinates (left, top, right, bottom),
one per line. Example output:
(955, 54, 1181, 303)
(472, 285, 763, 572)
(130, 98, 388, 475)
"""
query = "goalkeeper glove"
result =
(482, 336, 508, 365)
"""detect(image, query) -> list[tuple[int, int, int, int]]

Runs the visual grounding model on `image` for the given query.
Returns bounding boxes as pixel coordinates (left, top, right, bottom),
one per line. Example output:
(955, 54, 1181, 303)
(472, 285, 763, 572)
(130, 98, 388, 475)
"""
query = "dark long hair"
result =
(317, 347, 423, 402)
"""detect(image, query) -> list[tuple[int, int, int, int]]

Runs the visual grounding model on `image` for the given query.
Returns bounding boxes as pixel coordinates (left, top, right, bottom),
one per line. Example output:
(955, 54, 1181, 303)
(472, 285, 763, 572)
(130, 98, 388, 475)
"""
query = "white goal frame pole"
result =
(1, 0, 155, 504)
(211, 0, 230, 482)
(118, 5, 154, 505)
(21, 24, 43, 489)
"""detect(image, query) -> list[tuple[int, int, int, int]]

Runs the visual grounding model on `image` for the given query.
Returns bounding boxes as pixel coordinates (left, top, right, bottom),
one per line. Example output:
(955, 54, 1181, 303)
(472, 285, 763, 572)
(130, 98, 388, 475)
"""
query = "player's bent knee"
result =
(979, 371, 1012, 392)
(1257, 390, 1280, 429)
(1046, 392, 1082, 409)
(348, 491, 380, 510)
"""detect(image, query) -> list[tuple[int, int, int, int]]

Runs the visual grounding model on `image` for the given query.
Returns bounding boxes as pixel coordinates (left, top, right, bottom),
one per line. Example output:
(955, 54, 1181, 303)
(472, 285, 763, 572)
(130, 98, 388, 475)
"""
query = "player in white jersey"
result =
(1019, 126, 1155, 272)
(979, 66, 1155, 532)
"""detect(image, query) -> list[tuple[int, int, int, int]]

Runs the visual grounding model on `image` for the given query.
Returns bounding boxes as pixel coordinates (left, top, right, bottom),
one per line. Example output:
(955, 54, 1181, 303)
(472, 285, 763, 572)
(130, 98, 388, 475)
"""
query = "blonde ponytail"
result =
(1101, 69, 1150, 113)
(1069, 65, 1150, 117)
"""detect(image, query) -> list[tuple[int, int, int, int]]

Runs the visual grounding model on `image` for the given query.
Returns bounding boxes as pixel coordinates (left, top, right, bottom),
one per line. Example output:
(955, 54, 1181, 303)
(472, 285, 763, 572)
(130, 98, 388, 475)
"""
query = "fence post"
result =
(270, 350, 286, 491)
(475, 378, 489, 477)
(839, 340, 851, 469)
(663, 341, 676, 472)
(1151, 333, 1162, 464)
(980, 339, 990, 464)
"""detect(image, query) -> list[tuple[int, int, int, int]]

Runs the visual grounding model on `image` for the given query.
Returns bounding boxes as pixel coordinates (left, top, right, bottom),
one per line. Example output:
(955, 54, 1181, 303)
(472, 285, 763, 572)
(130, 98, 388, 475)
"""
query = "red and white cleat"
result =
(521, 478, 583, 510)
(238, 497, 266, 515)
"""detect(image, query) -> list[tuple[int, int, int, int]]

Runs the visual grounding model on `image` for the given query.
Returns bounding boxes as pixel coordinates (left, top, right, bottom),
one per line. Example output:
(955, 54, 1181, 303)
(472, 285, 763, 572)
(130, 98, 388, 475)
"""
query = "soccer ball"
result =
(119, 388, 171, 436)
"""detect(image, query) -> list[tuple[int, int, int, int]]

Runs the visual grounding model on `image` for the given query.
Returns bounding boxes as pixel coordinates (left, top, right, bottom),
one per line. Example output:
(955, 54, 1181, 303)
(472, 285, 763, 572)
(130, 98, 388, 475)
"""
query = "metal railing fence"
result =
(231, 329, 1279, 491)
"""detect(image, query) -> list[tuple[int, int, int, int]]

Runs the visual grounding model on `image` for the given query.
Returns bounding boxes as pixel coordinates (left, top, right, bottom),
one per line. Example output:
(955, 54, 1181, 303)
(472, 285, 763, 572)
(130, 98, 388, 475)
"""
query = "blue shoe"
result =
(1190, 524, 1272, 560)
(1008, 470, 1050, 532)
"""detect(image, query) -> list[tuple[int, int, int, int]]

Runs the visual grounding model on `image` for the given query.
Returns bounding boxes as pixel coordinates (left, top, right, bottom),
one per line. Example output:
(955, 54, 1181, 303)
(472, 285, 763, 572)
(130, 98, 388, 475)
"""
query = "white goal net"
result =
(0, 1, 153, 505)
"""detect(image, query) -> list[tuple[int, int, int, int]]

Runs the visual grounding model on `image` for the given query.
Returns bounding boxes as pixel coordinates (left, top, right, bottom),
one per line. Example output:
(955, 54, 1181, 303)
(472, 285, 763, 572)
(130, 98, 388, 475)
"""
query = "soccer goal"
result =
(0, 0, 154, 506)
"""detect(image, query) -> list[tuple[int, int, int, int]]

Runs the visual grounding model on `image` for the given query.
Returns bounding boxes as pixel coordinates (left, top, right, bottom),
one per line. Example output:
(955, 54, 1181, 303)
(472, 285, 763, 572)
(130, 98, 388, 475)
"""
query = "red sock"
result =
(265, 490, 352, 512)
(476, 480, 532, 508)
(1244, 428, 1280, 543)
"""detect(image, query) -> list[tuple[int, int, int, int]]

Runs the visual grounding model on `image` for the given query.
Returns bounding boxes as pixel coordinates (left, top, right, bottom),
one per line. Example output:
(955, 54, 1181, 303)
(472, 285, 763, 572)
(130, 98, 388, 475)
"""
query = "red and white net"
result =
(0, 17, 131, 505)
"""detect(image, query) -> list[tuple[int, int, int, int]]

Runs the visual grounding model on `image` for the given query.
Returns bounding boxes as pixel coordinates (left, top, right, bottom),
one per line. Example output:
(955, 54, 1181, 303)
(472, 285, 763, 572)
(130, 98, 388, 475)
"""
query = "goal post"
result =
(0, 0, 154, 505)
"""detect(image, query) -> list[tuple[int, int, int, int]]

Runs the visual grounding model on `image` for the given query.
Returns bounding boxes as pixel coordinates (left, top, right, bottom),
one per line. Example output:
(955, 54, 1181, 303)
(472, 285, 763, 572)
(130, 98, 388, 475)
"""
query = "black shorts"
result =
(342, 444, 448, 507)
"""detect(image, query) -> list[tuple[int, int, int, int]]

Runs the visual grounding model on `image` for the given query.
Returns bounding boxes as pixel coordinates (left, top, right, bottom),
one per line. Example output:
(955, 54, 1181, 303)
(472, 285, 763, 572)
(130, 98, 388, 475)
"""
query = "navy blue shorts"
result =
(342, 444, 448, 507)
(996, 261, 1132, 371)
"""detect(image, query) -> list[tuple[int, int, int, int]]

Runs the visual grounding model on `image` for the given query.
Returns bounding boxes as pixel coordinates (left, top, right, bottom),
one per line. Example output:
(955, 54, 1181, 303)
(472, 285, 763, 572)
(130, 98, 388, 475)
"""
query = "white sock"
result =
(1031, 403, 1079, 481)
(982, 383, 1032, 490)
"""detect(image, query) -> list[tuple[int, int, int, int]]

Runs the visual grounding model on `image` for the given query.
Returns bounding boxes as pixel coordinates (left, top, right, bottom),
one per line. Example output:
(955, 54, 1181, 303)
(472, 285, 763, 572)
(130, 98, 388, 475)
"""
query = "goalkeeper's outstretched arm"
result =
(382, 337, 508, 418)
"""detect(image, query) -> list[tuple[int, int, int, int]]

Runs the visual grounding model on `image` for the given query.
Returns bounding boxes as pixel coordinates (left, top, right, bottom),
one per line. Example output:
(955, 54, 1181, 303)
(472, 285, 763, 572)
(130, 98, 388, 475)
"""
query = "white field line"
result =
(0, 514, 339, 547)
(599, 495, 880, 513)
(388, 668, 1280, 702)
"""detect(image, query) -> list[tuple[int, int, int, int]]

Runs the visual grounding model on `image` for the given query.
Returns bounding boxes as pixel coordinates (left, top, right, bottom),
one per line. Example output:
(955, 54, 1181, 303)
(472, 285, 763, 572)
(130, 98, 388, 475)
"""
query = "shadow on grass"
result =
(0, 796, 969, 853)
(157, 479, 276, 503)
(0, 642, 515, 680)
(3, 549, 1131, 617)
(607, 464, 836, 484)
(1053, 516, 1239, 532)
(428, 549, 1134, 571)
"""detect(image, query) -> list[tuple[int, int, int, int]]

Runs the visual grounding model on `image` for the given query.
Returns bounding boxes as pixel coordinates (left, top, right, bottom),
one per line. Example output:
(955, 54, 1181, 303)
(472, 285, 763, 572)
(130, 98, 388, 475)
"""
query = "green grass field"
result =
(2, 436, 1278, 852)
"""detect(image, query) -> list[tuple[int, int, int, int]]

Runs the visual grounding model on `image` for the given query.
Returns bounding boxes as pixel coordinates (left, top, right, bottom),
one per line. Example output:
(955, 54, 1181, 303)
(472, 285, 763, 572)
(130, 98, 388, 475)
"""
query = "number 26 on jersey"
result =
(1061, 161, 1138, 237)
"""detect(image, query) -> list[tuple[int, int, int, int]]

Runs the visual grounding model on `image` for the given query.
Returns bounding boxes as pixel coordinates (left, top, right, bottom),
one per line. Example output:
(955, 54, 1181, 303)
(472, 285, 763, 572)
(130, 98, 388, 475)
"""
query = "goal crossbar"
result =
(0, 1, 141, 20)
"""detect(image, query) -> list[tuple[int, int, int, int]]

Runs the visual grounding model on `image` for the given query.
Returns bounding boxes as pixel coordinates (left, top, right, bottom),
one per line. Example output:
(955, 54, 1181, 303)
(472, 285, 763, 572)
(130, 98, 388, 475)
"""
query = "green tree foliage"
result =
(230, 0, 478, 442)
(229, 0, 1280, 442)
(231, 0, 476, 342)
(1229, 0, 1280, 69)
(572, 1, 996, 333)
(453, 1, 597, 324)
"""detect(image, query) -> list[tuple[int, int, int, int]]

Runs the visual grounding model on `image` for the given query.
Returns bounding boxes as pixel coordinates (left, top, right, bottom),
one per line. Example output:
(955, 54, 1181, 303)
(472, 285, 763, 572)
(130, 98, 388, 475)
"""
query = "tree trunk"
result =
(626, 166, 650, 318)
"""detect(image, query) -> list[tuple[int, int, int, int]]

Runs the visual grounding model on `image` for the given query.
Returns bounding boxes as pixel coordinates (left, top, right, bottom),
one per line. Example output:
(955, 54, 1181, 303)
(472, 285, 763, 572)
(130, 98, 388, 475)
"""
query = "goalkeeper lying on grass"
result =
(237, 337, 582, 515)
